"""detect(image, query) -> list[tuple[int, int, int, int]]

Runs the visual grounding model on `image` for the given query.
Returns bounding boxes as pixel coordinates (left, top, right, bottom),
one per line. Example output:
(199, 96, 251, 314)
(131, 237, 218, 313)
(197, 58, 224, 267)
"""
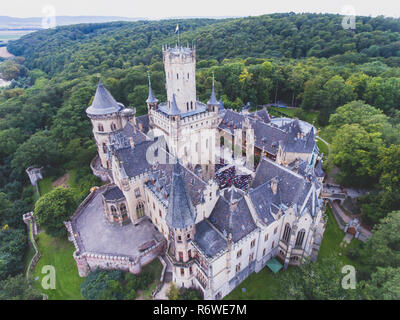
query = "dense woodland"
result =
(0, 13, 400, 299)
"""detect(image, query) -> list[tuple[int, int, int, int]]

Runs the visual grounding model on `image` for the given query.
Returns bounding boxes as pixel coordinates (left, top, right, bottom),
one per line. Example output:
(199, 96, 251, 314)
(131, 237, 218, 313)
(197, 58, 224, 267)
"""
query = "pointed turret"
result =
(166, 160, 196, 229)
(86, 81, 123, 116)
(169, 94, 181, 117)
(207, 73, 219, 109)
(146, 73, 158, 105)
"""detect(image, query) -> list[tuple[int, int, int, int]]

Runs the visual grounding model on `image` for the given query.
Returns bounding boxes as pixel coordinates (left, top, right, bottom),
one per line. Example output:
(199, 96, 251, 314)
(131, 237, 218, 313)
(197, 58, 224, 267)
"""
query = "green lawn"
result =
(137, 258, 163, 300)
(225, 206, 362, 300)
(38, 176, 54, 195)
(316, 138, 329, 157)
(267, 106, 319, 125)
(32, 233, 84, 300)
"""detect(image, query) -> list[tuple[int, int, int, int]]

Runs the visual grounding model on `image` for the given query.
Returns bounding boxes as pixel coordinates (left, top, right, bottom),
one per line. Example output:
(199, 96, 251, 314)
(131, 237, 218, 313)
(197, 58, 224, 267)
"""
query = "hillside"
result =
(7, 13, 400, 77)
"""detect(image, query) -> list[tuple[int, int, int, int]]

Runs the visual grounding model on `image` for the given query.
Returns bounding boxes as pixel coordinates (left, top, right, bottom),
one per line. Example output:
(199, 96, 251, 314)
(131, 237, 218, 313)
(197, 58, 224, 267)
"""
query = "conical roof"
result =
(86, 81, 123, 116)
(169, 94, 181, 116)
(166, 160, 196, 229)
(146, 76, 158, 104)
(207, 77, 219, 105)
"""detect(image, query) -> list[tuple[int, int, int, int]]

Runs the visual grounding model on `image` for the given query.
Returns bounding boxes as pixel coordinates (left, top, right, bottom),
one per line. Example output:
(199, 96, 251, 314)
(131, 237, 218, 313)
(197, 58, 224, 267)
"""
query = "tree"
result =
(166, 282, 180, 300)
(0, 228, 27, 280)
(34, 187, 76, 238)
(330, 123, 382, 187)
(278, 256, 359, 300)
(0, 275, 42, 300)
(362, 267, 400, 300)
(362, 211, 400, 270)
(80, 269, 125, 300)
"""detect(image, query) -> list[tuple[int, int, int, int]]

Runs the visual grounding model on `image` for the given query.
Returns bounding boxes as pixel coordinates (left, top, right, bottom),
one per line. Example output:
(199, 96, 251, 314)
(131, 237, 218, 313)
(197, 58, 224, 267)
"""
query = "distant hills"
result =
(0, 16, 146, 30)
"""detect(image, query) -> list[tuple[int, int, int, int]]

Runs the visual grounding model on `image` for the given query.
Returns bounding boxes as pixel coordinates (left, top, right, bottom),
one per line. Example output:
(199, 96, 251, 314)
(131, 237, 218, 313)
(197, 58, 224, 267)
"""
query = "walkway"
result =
(154, 255, 173, 300)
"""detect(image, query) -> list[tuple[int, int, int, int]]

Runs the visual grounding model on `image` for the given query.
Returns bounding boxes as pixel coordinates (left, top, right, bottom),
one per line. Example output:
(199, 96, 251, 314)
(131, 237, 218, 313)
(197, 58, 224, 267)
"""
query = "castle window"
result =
(111, 123, 117, 131)
(159, 210, 162, 218)
(189, 266, 193, 275)
(136, 202, 145, 218)
(187, 102, 189, 111)
(295, 229, 306, 248)
(274, 227, 278, 234)
(111, 206, 117, 214)
(263, 248, 266, 256)
(265, 234, 269, 242)
(180, 268, 184, 276)
(134, 188, 141, 198)
(235, 263, 241, 273)
(102, 143, 107, 154)
(249, 253, 254, 262)
(250, 239, 256, 248)
(187, 233, 191, 240)
(177, 73, 179, 79)
(178, 235, 182, 242)
(237, 249, 242, 258)
(98, 124, 104, 132)
(120, 204, 127, 215)
(283, 223, 291, 243)
(179, 252, 183, 262)
(271, 241, 275, 249)
(188, 249, 192, 259)
(187, 73, 189, 79)
(191, 101, 193, 109)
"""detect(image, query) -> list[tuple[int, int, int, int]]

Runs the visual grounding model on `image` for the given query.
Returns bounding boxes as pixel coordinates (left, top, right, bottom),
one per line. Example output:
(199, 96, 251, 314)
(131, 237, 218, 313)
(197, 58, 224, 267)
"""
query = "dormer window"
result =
(98, 124, 104, 132)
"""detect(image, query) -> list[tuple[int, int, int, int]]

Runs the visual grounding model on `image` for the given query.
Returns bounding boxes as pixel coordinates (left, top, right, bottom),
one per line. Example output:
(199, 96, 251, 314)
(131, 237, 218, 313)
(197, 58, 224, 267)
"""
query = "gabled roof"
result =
(314, 160, 325, 177)
(166, 161, 197, 229)
(193, 219, 227, 258)
(86, 81, 123, 116)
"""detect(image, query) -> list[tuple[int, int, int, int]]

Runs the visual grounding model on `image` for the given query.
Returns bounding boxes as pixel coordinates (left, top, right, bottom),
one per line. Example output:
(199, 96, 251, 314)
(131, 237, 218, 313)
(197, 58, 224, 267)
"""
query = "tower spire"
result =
(146, 71, 158, 104)
(207, 72, 219, 106)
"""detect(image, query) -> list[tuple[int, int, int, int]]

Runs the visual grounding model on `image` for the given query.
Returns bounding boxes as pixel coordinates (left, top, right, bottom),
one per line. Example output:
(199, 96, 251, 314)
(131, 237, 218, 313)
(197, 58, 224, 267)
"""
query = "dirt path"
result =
(52, 172, 70, 188)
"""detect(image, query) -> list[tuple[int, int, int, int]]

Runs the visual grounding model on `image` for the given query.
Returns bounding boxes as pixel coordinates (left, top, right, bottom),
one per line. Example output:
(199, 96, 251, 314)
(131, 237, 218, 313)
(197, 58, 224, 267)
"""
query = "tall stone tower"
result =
(163, 45, 197, 113)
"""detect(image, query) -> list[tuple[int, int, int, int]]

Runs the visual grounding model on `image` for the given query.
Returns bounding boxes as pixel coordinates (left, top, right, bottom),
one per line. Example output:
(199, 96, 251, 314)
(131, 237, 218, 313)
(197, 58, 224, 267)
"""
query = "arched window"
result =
(110, 123, 117, 131)
(283, 223, 291, 243)
(98, 124, 104, 132)
(190, 101, 193, 109)
(186, 102, 189, 111)
(295, 229, 306, 247)
(102, 143, 107, 154)
(136, 202, 145, 218)
(111, 205, 117, 215)
(177, 73, 179, 79)
(120, 203, 127, 215)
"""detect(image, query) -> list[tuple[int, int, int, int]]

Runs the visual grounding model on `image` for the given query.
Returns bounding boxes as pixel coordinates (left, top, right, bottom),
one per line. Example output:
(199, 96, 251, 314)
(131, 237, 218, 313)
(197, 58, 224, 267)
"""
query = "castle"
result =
(66, 44, 326, 300)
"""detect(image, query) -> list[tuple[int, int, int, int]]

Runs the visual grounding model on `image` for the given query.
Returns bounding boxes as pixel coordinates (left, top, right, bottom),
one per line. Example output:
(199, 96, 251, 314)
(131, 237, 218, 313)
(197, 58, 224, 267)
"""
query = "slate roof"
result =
(135, 114, 151, 134)
(252, 120, 287, 155)
(109, 122, 147, 151)
(209, 186, 257, 243)
(282, 121, 315, 154)
(193, 219, 227, 258)
(249, 183, 278, 226)
(251, 158, 314, 215)
(314, 160, 325, 177)
(86, 82, 123, 116)
(207, 82, 219, 106)
(249, 109, 271, 123)
(169, 94, 181, 116)
(146, 79, 158, 104)
(103, 185, 125, 201)
(165, 161, 197, 229)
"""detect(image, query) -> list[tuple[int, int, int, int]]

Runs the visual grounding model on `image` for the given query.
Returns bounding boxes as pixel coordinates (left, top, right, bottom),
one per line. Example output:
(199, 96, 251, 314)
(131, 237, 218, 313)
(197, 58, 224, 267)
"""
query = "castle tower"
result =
(166, 160, 197, 287)
(86, 81, 125, 170)
(163, 45, 196, 113)
(146, 73, 159, 112)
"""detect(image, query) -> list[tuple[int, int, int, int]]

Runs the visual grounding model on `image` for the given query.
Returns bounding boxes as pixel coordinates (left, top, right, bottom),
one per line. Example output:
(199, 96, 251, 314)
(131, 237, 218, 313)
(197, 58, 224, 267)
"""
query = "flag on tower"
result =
(175, 24, 179, 33)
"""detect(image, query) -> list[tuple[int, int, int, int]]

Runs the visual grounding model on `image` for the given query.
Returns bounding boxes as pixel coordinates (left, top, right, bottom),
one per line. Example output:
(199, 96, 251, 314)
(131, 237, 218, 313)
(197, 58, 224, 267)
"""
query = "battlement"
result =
(162, 45, 195, 62)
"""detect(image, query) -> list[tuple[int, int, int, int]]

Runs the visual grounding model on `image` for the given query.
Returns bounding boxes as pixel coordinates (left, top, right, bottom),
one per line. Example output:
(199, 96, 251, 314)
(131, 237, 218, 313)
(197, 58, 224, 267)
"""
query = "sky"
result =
(1, 0, 399, 19)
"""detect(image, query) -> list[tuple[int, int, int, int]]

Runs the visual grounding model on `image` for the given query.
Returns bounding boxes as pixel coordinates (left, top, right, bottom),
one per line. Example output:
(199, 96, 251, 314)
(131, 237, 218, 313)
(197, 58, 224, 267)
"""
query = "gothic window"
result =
(102, 143, 107, 154)
(249, 253, 254, 262)
(265, 234, 269, 242)
(237, 249, 242, 258)
(111, 123, 117, 131)
(189, 266, 193, 275)
(271, 241, 275, 249)
(187, 73, 189, 79)
(120, 203, 127, 215)
(250, 239, 256, 248)
(111, 206, 117, 214)
(187, 102, 189, 111)
(177, 73, 179, 79)
(134, 188, 141, 198)
(98, 124, 104, 132)
(159, 209, 162, 218)
(136, 202, 145, 218)
(263, 248, 266, 256)
(236, 263, 241, 273)
(188, 249, 192, 259)
(180, 268, 184, 276)
(283, 223, 291, 243)
(179, 252, 183, 262)
(190, 101, 193, 109)
(295, 229, 306, 247)
(274, 227, 278, 234)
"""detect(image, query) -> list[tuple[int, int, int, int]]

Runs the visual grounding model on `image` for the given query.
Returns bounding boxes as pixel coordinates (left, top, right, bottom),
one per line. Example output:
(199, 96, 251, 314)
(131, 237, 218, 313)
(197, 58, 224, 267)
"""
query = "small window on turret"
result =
(98, 124, 104, 132)
(177, 73, 179, 79)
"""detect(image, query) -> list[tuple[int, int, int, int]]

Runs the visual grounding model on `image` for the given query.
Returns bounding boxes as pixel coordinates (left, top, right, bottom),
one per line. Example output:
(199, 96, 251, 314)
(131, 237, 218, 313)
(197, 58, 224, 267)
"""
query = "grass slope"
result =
(32, 233, 84, 300)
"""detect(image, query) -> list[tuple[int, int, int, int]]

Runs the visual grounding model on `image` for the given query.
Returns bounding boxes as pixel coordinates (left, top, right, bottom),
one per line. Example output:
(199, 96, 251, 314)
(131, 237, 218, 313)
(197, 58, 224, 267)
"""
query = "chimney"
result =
(270, 177, 278, 195)
(129, 137, 135, 149)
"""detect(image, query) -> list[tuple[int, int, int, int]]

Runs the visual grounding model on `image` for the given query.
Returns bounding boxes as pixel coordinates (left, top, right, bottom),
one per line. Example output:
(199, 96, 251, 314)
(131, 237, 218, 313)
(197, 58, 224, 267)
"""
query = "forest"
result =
(0, 13, 400, 299)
